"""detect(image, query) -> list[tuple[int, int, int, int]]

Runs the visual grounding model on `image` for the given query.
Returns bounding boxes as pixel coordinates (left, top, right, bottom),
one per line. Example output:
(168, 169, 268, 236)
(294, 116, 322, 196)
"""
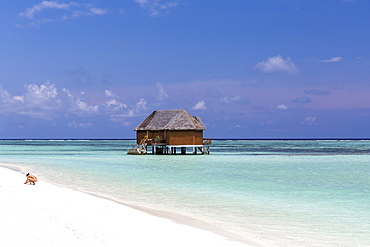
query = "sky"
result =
(1, 0, 370, 139)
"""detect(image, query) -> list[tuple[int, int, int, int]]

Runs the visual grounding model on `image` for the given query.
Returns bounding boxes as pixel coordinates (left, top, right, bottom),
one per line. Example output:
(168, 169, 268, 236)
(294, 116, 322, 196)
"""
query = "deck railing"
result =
(140, 138, 166, 145)
(203, 138, 212, 145)
(141, 138, 211, 145)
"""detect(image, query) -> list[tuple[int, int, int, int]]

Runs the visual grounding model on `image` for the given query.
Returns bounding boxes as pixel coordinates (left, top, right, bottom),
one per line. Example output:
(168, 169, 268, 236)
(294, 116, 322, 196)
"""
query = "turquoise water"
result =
(1, 140, 369, 246)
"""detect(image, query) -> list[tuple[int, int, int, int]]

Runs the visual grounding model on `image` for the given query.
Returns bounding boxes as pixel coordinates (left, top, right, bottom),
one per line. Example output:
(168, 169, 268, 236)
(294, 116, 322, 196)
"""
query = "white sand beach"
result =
(0, 166, 252, 247)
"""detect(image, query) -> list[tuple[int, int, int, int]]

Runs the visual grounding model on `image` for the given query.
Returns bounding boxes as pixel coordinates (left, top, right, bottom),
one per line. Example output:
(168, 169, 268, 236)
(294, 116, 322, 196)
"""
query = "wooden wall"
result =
(136, 130, 203, 145)
(166, 130, 203, 145)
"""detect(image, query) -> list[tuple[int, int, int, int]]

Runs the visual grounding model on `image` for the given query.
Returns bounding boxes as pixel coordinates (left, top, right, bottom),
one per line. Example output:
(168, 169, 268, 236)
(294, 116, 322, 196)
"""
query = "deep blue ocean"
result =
(1, 139, 369, 246)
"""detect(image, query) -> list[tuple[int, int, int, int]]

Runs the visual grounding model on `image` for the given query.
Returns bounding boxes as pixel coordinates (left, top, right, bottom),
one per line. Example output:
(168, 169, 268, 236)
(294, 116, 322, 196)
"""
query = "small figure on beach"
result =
(24, 173, 37, 185)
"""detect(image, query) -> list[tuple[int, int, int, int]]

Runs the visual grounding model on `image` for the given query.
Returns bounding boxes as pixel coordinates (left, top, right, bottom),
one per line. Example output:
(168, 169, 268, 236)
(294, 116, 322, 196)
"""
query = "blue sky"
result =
(1, 0, 370, 139)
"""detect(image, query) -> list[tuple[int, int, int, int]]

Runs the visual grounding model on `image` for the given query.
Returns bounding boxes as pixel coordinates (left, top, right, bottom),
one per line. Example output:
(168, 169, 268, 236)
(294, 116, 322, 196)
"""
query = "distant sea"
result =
(1, 139, 369, 246)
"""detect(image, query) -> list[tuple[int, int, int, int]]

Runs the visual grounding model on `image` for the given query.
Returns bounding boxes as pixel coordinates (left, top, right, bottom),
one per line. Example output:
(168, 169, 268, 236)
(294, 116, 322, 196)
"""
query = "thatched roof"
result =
(134, 109, 206, 131)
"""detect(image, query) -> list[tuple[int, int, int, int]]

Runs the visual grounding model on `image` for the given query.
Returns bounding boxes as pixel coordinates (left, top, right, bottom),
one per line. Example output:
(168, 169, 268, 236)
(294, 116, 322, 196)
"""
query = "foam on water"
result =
(1, 140, 369, 246)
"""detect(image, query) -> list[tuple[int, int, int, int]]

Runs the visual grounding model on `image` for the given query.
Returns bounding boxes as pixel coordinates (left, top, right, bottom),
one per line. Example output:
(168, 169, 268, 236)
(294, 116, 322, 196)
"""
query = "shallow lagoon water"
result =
(1, 140, 369, 246)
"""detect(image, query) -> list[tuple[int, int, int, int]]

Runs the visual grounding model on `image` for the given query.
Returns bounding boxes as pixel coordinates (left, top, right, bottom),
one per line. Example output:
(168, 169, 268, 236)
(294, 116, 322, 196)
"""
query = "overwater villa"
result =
(128, 109, 211, 155)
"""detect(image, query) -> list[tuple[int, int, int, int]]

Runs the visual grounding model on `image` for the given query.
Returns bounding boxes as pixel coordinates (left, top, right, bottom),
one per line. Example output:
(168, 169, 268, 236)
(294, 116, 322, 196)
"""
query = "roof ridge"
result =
(164, 109, 184, 129)
(133, 109, 206, 131)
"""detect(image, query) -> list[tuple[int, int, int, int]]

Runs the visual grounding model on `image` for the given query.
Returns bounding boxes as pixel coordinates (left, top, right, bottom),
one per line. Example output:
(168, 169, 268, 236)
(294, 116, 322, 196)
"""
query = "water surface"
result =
(1, 139, 369, 246)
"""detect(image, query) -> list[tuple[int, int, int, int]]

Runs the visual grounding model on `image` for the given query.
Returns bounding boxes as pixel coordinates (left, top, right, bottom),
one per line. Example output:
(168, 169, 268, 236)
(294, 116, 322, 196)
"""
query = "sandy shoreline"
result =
(0, 166, 254, 247)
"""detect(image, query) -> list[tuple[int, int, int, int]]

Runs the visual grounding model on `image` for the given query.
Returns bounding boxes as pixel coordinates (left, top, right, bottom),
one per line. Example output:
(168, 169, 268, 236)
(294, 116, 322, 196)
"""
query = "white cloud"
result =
(18, 1, 107, 25)
(112, 98, 148, 118)
(155, 82, 168, 101)
(304, 116, 316, 122)
(0, 81, 103, 117)
(192, 100, 207, 110)
(24, 81, 58, 100)
(0, 82, 60, 119)
(104, 90, 115, 98)
(105, 99, 127, 111)
(72, 7, 108, 18)
(21, 81, 62, 112)
(276, 104, 288, 110)
(0, 86, 12, 103)
(160, 1, 177, 9)
(135, 98, 147, 111)
(220, 95, 241, 104)
(89, 8, 107, 15)
(135, 0, 148, 4)
(0, 81, 151, 124)
(320, 56, 343, 63)
(19, 1, 76, 19)
(302, 116, 319, 126)
(75, 99, 99, 112)
(134, 0, 178, 17)
(9, 81, 62, 119)
(255, 55, 298, 74)
(103, 89, 127, 112)
(13, 96, 25, 102)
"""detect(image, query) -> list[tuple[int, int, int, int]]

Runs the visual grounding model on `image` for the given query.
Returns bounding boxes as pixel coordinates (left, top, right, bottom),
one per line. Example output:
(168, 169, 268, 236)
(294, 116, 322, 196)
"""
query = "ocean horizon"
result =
(2, 138, 370, 140)
(1, 139, 369, 246)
